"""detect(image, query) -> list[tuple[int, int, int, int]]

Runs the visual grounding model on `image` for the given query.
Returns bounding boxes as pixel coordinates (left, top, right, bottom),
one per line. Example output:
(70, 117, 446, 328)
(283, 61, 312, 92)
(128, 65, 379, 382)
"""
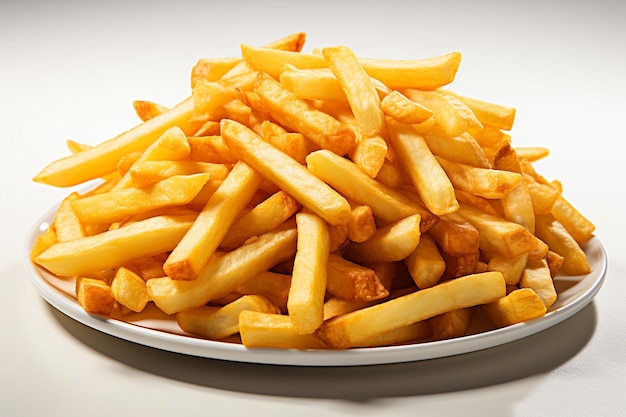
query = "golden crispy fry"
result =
(133, 100, 169, 122)
(148, 224, 298, 314)
(111, 267, 151, 313)
(437, 157, 522, 199)
(323, 45, 385, 138)
(381, 90, 433, 124)
(326, 254, 389, 301)
(236, 271, 292, 314)
(534, 213, 591, 275)
(191, 57, 241, 88)
(54, 192, 85, 242)
(220, 190, 299, 251)
(483, 288, 547, 327)
(550, 195, 595, 244)
(280, 66, 347, 102)
(35, 214, 197, 277)
(305, 149, 425, 224)
(422, 130, 491, 169)
(33, 98, 202, 187)
(288, 212, 330, 334)
(387, 119, 459, 215)
(486, 252, 529, 286)
(221, 119, 351, 226)
(239, 310, 327, 349)
(254, 73, 356, 155)
(316, 271, 506, 349)
(514, 146, 550, 162)
(77, 277, 115, 315)
(441, 90, 516, 131)
(129, 160, 229, 187)
(164, 162, 263, 280)
(349, 135, 388, 178)
(346, 203, 376, 243)
(404, 233, 445, 289)
(177, 295, 280, 340)
(520, 258, 557, 308)
(430, 307, 476, 340)
(343, 214, 421, 264)
(187, 135, 238, 164)
(71, 173, 210, 224)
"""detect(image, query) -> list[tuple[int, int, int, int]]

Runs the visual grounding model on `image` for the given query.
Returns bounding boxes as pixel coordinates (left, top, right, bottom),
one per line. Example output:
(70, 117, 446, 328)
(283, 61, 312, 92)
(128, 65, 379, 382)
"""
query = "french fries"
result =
(31, 32, 596, 351)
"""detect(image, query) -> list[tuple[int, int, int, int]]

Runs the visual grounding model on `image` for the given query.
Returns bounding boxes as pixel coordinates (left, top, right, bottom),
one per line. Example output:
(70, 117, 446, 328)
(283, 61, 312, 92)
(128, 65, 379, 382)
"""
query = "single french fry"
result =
(355, 321, 432, 348)
(387, 119, 459, 215)
(437, 157, 522, 199)
(254, 73, 356, 156)
(33, 97, 202, 187)
(519, 258, 557, 308)
(381, 90, 433, 124)
(220, 190, 300, 251)
(111, 267, 151, 313)
(191, 57, 242, 88)
(54, 192, 85, 242)
(71, 173, 210, 224)
(483, 288, 547, 327)
(441, 90, 516, 131)
(177, 295, 280, 340)
(221, 119, 351, 226)
(133, 100, 169, 122)
(193, 79, 239, 117)
(164, 162, 263, 280)
(122, 253, 167, 280)
(323, 45, 385, 138)
(550, 195, 595, 244)
(422, 130, 491, 169)
(457, 203, 536, 258)
(305, 149, 425, 224)
(343, 213, 421, 264)
(524, 174, 560, 215)
(148, 224, 298, 314)
(280, 66, 347, 102)
(349, 135, 388, 178)
(316, 271, 506, 349)
(35, 213, 198, 277)
(129, 160, 229, 187)
(486, 252, 529, 286)
(287, 212, 330, 334)
(346, 203, 376, 243)
(76, 277, 115, 315)
(534, 213, 591, 276)
(239, 311, 327, 349)
(430, 307, 476, 340)
(187, 135, 239, 164)
(514, 147, 550, 162)
(30, 224, 58, 261)
(404, 233, 445, 289)
(326, 254, 389, 301)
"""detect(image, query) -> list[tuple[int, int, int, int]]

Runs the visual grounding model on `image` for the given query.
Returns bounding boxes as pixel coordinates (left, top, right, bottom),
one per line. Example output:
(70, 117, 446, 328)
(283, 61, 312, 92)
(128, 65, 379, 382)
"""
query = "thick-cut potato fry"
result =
(54, 192, 85, 242)
(349, 135, 388, 178)
(129, 160, 229, 187)
(404, 89, 482, 137)
(220, 190, 299, 251)
(343, 214, 421, 264)
(148, 224, 298, 314)
(326, 254, 389, 301)
(422, 130, 491, 169)
(520, 258, 557, 308)
(387, 119, 459, 215)
(381, 90, 433, 124)
(30, 224, 58, 261)
(346, 203, 377, 243)
(323, 45, 385, 138)
(288, 212, 330, 334)
(404, 233, 445, 289)
(133, 100, 169, 122)
(33, 97, 202, 187)
(123, 253, 167, 280)
(550, 195, 595, 244)
(35, 214, 197, 277)
(457, 203, 536, 258)
(514, 146, 550, 162)
(177, 295, 280, 340)
(437, 157, 522, 199)
(254, 73, 356, 156)
(221, 119, 351, 226)
(193, 80, 239, 117)
(483, 288, 547, 327)
(71, 173, 210, 224)
(280, 66, 347, 102)
(187, 135, 238, 164)
(306, 149, 426, 224)
(111, 267, 151, 313)
(191, 57, 242, 88)
(430, 307, 476, 340)
(164, 162, 263, 280)
(524, 174, 560, 215)
(534, 213, 591, 275)
(316, 271, 506, 349)
(441, 90, 516, 131)
(239, 310, 327, 349)
(487, 252, 528, 286)
(77, 277, 115, 315)
(428, 213, 479, 255)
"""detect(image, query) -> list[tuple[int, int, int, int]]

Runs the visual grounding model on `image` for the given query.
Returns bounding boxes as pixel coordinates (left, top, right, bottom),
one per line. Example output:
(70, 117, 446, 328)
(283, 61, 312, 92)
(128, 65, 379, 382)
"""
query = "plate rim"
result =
(23, 200, 607, 367)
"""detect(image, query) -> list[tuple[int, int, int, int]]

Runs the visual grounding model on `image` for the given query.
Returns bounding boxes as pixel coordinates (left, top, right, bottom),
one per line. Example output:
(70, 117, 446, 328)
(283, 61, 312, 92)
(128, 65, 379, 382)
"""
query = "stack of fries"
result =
(30, 32, 596, 349)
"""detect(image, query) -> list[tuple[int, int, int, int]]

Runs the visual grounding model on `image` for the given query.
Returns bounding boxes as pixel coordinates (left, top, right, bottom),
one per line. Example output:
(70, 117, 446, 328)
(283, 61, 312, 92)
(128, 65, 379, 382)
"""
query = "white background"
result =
(1, 1, 625, 416)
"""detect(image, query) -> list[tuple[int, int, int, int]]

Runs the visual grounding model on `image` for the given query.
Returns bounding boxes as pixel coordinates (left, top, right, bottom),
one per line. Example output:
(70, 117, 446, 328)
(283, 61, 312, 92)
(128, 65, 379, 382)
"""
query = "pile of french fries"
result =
(30, 32, 596, 350)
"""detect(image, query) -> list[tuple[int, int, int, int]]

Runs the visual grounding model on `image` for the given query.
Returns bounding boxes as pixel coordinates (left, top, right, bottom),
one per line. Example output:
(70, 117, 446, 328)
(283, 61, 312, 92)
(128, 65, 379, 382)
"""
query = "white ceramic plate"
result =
(24, 201, 607, 366)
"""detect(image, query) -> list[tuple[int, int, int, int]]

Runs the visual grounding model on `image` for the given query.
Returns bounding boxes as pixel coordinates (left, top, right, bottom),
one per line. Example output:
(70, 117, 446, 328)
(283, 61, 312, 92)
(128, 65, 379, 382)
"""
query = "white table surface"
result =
(2, 1, 625, 416)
